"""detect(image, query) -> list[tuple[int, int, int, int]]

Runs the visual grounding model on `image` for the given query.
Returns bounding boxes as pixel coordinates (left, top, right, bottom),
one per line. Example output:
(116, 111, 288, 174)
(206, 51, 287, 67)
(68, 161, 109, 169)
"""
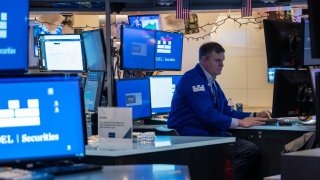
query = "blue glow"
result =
(0, 75, 85, 163)
(121, 27, 155, 70)
(0, 0, 28, 72)
(116, 78, 151, 119)
(155, 31, 183, 71)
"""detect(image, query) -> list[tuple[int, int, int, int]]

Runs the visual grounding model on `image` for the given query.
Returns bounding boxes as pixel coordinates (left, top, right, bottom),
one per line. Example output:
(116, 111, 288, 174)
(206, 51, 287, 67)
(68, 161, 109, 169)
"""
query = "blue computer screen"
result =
(0, 75, 85, 163)
(155, 31, 183, 71)
(149, 75, 182, 114)
(38, 34, 86, 72)
(121, 26, 156, 71)
(0, 0, 28, 72)
(128, 15, 159, 30)
(81, 29, 107, 71)
(116, 78, 151, 119)
(84, 72, 105, 112)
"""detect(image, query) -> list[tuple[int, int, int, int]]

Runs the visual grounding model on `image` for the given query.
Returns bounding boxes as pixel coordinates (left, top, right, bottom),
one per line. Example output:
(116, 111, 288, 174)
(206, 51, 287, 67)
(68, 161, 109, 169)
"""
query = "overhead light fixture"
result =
(155, 0, 174, 6)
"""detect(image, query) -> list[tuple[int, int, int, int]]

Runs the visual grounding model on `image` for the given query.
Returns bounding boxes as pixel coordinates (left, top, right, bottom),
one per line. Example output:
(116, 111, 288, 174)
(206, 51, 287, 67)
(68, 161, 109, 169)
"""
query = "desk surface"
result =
(235, 124, 315, 131)
(86, 135, 235, 157)
(56, 164, 190, 180)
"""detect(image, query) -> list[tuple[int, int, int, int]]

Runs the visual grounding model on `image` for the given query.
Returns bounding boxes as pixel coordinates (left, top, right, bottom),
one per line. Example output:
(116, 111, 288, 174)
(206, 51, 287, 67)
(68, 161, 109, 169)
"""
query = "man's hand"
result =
(238, 117, 266, 128)
(256, 110, 272, 119)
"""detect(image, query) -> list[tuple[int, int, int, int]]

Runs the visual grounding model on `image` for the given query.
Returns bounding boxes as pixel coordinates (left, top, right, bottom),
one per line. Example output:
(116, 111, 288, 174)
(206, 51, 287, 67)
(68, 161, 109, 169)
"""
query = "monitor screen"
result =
(0, 74, 85, 164)
(0, 0, 28, 72)
(155, 31, 183, 71)
(128, 15, 160, 30)
(309, 68, 320, 94)
(307, 0, 320, 58)
(116, 78, 151, 120)
(149, 75, 182, 115)
(33, 25, 63, 57)
(263, 19, 303, 68)
(272, 69, 314, 118)
(84, 72, 105, 112)
(302, 20, 320, 66)
(81, 29, 107, 71)
(121, 26, 156, 71)
(38, 34, 86, 72)
(268, 67, 294, 83)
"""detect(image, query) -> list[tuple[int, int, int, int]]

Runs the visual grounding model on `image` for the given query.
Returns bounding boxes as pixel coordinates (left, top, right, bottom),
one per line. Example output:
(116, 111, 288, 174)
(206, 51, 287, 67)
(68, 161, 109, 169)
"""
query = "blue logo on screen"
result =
(0, 12, 8, 39)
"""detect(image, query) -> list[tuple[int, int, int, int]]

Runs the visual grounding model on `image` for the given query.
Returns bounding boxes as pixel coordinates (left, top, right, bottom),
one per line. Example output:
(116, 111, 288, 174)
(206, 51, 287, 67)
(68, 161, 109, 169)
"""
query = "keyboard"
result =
(34, 163, 103, 175)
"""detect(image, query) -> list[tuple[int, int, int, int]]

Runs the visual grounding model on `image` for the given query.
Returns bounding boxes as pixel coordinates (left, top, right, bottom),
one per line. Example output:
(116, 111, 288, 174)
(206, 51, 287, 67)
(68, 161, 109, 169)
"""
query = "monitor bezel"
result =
(38, 34, 87, 72)
(81, 28, 107, 72)
(0, 73, 87, 166)
(128, 14, 160, 30)
(120, 26, 156, 71)
(84, 72, 105, 112)
(154, 30, 184, 71)
(115, 78, 152, 120)
(148, 75, 182, 115)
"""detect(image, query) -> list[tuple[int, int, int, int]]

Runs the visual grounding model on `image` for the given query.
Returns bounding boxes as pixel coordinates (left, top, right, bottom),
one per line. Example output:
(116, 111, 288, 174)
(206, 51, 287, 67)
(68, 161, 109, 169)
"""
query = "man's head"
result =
(199, 42, 225, 79)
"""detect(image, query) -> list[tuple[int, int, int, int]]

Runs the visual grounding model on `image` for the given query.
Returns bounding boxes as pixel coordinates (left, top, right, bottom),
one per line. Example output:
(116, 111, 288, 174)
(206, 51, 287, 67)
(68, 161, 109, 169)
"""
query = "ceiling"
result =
(29, 0, 307, 13)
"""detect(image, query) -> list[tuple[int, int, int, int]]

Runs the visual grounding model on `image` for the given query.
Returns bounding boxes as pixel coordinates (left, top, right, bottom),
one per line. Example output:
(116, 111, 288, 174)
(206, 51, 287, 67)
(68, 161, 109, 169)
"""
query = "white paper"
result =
(98, 107, 132, 140)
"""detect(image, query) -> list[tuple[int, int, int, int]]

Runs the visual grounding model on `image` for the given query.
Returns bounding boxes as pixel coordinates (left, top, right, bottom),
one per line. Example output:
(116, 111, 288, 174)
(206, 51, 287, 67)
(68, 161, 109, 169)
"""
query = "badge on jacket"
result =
(192, 85, 205, 92)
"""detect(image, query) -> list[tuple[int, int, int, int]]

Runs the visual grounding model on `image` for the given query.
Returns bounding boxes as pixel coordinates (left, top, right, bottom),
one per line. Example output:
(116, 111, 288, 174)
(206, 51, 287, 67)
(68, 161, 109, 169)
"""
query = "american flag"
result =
(241, 0, 252, 17)
(176, 0, 190, 19)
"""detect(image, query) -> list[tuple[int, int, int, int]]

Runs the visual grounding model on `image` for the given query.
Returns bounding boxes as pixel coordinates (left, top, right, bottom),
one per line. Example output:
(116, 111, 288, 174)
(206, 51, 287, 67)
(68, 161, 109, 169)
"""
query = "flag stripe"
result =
(176, 0, 190, 19)
(241, 0, 252, 17)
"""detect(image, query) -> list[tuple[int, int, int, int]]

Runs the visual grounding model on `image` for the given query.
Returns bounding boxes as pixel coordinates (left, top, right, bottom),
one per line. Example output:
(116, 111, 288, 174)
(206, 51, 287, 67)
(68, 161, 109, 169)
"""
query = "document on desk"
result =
(98, 107, 132, 141)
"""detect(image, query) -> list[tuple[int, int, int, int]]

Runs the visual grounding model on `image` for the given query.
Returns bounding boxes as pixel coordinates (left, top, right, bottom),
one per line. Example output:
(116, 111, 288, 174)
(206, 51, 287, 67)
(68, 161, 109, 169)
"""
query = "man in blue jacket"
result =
(168, 42, 271, 180)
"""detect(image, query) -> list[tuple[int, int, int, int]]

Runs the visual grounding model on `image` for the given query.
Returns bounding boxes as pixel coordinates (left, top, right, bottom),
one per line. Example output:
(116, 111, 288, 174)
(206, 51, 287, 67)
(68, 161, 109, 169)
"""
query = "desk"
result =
(230, 125, 315, 179)
(56, 164, 190, 180)
(86, 136, 235, 180)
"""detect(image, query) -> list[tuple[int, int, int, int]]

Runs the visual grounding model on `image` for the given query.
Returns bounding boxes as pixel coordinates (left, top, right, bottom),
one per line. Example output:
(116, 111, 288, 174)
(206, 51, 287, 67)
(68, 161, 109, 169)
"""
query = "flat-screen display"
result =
(263, 19, 303, 68)
(302, 20, 320, 66)
(309, 68, 320, 94)
(84, 72, 105, 112)
(155, 31, 183, 71)
(128, 15, 160, 30)
(307, 0, 320, 58)
(38, 34, 86, 72)
(116, 78, 151, 120)
(0, 74, 85, 164)
(0, 0, 28, 72)
(149, 75, 182, 115)
(121, 26, 156, 71)
(81, 29, 107, 71)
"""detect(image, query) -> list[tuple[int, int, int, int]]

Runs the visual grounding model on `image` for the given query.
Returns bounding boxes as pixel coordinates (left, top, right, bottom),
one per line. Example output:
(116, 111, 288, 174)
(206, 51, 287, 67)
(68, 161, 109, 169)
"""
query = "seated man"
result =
(167, 42, 271, 180)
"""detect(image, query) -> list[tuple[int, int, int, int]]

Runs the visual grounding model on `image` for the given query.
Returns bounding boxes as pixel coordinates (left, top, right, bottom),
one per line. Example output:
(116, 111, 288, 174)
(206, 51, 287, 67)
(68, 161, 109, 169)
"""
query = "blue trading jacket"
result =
(168, 64, 251, 137)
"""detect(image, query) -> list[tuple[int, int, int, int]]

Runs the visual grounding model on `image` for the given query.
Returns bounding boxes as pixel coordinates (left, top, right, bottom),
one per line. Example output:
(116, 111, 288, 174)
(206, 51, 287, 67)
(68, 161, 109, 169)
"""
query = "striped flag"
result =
(176, 0, 190, 19)
(241, 0, 252, 17)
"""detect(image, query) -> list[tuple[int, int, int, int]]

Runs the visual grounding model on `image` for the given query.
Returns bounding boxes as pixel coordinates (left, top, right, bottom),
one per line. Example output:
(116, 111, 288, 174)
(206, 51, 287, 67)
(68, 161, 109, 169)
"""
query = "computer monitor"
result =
(272, 69, 314, 118)
(38, 34, 86, 72)
(0, 74, 86, 164)
(84, 72, 105, 112)
(128, 15, 160, 30)
(33, 25, 63, 57)
(81, 29, 107, 71)
(263, 19, 303, 68)
(149, 75, 182, 115)
(0, 0, 28, 72)
(155, 31, 183, 71)
(309, 68, 320, 94)
(307, 0, 320, 59)
(268, 67, 294, 83)
(302, 19, 320, 65)
(120, 26, 156, 71)
(115, 78, 151, 120)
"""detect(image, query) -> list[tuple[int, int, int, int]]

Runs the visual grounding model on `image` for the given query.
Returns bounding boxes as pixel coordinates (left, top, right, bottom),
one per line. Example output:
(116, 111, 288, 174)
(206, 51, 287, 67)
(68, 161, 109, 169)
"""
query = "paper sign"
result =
(98, 107, 132, 140)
